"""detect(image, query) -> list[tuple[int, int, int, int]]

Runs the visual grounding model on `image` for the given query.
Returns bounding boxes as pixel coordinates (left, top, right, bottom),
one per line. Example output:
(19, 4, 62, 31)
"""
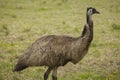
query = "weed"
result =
(12, 15, 17, 18)
(73, 27, 80, 33)
(111, 24, 120, 30)
(91, 42, 97, 47)
(62, 21, 66, 25)
(2, 25, 8, 30)
(42, 1, 46, 4)
(0, 25, 10, 36)
(38, 7, 49, 11)
(23, 28, 31, 33)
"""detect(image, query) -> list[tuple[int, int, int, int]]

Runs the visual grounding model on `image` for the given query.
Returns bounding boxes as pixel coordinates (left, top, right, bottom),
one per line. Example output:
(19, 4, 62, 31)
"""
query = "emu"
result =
(13, 7, 100, 80)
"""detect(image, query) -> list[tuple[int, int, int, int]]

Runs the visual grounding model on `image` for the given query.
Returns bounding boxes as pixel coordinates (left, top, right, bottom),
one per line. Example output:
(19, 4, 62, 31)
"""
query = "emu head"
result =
(87, 7, 100, 15)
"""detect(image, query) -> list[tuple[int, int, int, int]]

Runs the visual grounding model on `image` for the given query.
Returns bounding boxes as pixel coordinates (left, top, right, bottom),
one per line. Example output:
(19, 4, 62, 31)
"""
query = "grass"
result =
(0, 0, 120, 80)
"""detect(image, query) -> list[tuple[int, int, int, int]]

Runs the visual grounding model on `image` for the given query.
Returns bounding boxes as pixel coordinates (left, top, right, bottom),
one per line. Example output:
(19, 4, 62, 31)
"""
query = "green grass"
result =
(0, 0, 120, 80)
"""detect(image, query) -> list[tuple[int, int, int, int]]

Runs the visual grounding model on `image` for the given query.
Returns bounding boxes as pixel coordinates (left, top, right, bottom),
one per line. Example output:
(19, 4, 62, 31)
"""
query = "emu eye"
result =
(88, 9, 93, 15)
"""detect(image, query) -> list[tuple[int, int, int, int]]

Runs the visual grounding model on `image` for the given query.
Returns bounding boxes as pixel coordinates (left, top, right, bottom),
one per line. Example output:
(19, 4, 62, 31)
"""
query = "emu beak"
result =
(95, 10, 100, 14)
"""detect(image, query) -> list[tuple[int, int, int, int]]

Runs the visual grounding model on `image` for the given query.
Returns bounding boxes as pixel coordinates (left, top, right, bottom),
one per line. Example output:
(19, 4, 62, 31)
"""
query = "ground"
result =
(0, 0, 120, 80)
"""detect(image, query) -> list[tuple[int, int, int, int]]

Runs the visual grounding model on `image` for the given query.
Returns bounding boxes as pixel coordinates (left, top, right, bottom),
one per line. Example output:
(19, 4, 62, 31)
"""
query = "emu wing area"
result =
(25, 35, 77, 67)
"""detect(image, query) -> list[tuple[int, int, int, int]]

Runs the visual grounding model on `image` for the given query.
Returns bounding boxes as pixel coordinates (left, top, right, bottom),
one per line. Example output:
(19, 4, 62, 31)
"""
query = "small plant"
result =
(62, 21, 66, 25)
(91, 42, 97, 47)
(111, 24, 120, 30)
(23, 28, 31, 33)
(62, 0, 68, 2)
(42, 1, 46, 4)
(38, 7, 49, 11)
(12, 15, 17, 18)
(1, 25, 10, 36)
(2, 25, 8, 30)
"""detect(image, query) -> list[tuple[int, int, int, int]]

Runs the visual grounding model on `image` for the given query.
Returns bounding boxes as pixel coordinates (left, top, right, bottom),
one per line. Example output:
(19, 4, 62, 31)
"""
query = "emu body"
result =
(13, 7, 100, 80)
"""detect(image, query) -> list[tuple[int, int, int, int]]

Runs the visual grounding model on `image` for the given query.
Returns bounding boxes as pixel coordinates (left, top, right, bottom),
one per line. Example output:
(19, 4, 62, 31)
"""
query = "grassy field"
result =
(0, 0, 120, 80)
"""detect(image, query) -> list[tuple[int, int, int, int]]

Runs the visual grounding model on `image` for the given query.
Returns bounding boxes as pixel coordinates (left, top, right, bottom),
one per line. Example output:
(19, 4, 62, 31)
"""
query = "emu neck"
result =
(80, 13, 93, 47)
(87, 14, 93, 28)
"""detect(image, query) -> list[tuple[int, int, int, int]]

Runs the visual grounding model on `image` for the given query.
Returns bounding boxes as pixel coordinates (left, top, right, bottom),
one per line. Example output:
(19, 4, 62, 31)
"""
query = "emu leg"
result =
(44, 67, 52, 80)
(52, 67, 58, 80)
